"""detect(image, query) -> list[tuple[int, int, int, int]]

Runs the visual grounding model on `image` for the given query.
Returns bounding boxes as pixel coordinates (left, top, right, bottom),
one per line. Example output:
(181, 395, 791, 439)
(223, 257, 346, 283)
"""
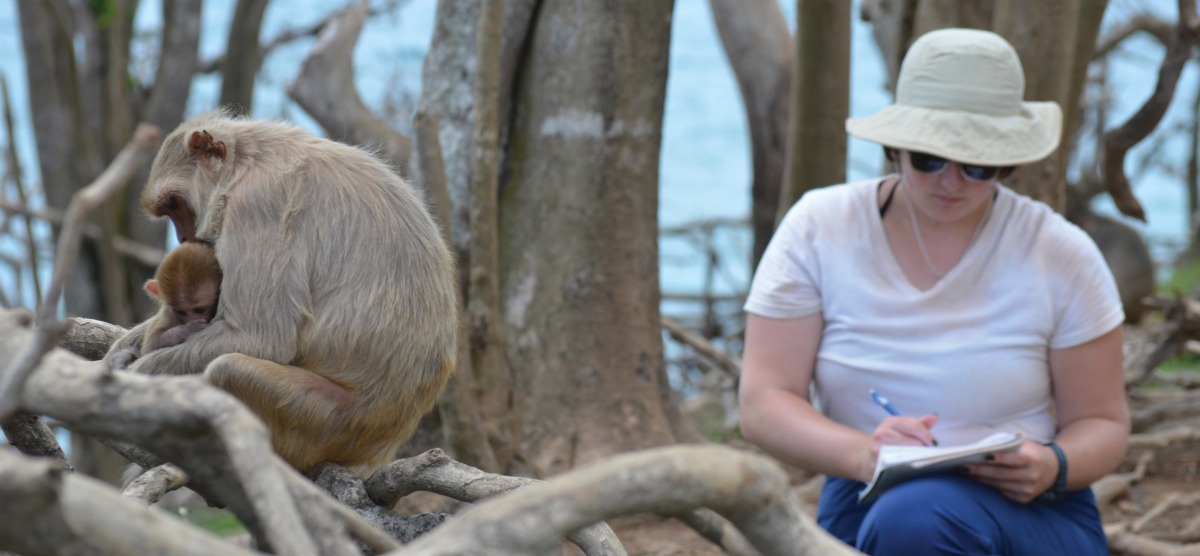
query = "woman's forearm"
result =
(741, 388, 875, 483)
(1055, 417, 1129, 490)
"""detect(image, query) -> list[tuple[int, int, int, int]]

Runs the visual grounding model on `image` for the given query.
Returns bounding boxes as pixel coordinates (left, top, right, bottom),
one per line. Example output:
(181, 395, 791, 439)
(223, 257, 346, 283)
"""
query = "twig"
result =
(0, 123, 160, 423)
(196, 2, 399, 74)
(0, 199, 166, 268)
(0, 75, 40, 307)
(662, 316, 742, 378)
(121, 463, 189, 505)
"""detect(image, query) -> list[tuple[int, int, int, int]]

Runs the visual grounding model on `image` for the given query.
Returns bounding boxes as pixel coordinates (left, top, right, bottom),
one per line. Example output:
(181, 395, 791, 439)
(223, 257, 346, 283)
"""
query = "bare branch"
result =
(0, 74, 41, 306)
(662, 316, 742, 378)
(0, 123, 160, 423)
(0, 199, 166, 268)
(121, 463, 189, 505)
(288, 1, 411, 170)
(367, 449, 622, 555)
(0, 448, 262, 556)
(392, 445, 859, 556)
(1101, 0, 1200, 221)
(0, 411, 71, 470)
(1094, 12, 1174, 57)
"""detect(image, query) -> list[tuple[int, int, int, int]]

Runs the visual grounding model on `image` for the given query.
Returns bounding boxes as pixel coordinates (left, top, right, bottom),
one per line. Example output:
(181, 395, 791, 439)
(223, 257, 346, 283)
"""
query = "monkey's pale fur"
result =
(104, 111, 458, 477)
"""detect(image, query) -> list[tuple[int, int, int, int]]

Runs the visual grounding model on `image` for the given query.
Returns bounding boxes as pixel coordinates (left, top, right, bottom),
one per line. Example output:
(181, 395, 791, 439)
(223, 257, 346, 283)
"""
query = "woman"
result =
(739, 28, 1129, 555)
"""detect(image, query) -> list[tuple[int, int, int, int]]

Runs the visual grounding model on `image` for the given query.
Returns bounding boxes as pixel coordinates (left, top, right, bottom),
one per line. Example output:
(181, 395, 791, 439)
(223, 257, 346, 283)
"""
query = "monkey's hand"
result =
(152, 320, 212, 350)
(105, 347, 140, 370)
(103, 321, 150, 369)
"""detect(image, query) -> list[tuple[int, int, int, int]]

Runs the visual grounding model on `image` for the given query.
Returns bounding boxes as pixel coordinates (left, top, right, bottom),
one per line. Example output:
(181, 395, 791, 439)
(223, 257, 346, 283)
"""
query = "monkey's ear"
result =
(188, 130, 227, 160)
(144, 279, 163, 300)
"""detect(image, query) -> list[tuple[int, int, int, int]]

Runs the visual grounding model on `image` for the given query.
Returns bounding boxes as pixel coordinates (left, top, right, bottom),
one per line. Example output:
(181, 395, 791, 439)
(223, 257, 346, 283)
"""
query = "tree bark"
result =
(779, 0, 851, 219)
(466, 0, 520, 470)
(219, 0, 269, 114)
(709, 0, 792, 266)
(501, 0, 682, 476)
(991, 0, 1083, 209)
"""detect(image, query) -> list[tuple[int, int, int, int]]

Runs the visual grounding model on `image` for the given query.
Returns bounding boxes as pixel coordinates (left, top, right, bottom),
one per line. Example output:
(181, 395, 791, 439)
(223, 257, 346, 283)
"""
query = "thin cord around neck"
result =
(901, 178, 994, 280)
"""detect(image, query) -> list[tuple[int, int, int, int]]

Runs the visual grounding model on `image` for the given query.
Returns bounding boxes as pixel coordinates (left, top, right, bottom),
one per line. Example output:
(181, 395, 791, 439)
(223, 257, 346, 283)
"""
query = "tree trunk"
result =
(219, 0, 269, 114)
(991, 0, 1084, 209)
(500, 0, 682, 477)
(709, 0, 792, 267)
(779, 0, 851, 218)
(16, 0, 203, 485)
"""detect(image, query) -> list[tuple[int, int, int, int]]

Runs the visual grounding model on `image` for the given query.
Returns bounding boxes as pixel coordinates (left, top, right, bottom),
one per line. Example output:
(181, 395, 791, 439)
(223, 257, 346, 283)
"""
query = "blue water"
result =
(0, 0, 1196, 308)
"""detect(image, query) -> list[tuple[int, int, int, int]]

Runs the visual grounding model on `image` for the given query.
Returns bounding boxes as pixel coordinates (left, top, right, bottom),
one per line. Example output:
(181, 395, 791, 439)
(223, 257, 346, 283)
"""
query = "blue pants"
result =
(817, 475, 1108, 555)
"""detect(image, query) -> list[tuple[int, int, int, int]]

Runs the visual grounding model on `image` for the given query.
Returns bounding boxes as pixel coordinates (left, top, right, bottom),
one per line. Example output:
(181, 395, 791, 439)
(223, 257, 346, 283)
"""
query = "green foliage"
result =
(176, 507, 245, 537)
(1163, 256, 1200, 295)
(90, 0, 116, 30)
(1156, 353, 1200, 374)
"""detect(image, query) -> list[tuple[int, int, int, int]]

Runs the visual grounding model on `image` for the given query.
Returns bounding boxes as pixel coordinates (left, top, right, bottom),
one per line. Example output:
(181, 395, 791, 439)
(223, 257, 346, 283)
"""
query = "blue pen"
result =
(870, 389, 939, 446)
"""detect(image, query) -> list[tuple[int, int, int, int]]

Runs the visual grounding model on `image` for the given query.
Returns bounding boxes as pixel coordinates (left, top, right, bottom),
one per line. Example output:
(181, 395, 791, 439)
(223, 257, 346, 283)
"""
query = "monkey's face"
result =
(163, 281, 219, 326)
(142, 126, 228, 244)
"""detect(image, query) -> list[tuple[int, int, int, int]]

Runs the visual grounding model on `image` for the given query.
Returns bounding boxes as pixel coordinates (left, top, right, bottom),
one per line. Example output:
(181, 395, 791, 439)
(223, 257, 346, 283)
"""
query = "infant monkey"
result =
(109, 243, 222, 368)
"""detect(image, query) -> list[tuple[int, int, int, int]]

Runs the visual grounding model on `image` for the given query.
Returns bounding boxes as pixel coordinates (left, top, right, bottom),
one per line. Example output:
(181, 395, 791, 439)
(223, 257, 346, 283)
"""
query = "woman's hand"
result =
(871, 413, 940, 449)
(965, 440, 1058, 503)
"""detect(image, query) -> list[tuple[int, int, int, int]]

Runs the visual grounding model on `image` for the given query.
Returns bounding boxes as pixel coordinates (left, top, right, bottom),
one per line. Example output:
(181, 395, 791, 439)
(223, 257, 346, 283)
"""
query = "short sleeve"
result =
(1047, 223, 1125, 349)
(743, 199, 823, 319)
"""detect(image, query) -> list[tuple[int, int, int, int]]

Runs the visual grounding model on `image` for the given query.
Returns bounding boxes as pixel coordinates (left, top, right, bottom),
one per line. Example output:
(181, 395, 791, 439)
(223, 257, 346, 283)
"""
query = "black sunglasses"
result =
(909, 152, 999, 183)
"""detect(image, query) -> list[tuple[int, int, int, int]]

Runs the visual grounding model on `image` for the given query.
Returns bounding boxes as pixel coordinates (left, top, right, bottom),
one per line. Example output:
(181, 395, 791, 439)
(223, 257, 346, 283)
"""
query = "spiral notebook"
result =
(858, 432, 1025, 504)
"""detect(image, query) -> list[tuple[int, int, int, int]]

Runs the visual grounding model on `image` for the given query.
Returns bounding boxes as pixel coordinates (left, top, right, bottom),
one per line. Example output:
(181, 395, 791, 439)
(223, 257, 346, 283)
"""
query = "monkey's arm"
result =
(144, 321, 211, 352)
(103, 321, 152, 369)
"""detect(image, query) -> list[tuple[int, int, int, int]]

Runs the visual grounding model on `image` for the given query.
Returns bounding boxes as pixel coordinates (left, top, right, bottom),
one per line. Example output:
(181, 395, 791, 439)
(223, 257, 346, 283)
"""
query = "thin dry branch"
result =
(121, 463, 189, 505)
(196, 1, 398, 74)
(0, 123, 161, 423)
(1129, 426, 1200, 447)
(1133, 492, 1200, 534)
(1101, 0, 1200, 221)
(662, 315, 743, 378)
(0, 75, 40, 306)
(288, 1, 411, 169)
(0, 199, 165, 268)
(392, 445, 860, 556)
(1093, 451, 1154, 512)
(1094, 13, 1174, 57)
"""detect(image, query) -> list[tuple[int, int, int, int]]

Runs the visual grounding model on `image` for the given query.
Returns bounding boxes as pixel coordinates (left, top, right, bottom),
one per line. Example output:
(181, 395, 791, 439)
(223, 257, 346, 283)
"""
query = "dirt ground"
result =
(1102, 433, 1200, 544)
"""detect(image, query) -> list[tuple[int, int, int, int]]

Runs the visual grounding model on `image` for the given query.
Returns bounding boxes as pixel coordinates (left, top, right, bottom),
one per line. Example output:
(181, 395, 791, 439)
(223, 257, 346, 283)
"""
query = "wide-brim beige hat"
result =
(846, 28, 1062, 167)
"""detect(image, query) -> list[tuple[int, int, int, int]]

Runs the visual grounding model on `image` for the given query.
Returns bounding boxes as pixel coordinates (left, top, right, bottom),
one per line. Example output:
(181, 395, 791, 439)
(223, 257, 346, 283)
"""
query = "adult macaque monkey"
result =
(103, 111, 458, 478)
(107, 242, 222, 369)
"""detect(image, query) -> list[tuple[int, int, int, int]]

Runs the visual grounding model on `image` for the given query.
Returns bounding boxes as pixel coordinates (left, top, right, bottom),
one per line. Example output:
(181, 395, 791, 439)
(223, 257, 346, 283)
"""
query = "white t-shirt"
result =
(744, 178, 1124, 445)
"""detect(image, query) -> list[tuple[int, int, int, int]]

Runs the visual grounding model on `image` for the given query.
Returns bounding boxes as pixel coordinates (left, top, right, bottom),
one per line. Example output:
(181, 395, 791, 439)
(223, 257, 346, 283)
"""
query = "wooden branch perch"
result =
(392, 445, 860, 556)
(0, 448, 261, 556)
(367, 448, 621, 555)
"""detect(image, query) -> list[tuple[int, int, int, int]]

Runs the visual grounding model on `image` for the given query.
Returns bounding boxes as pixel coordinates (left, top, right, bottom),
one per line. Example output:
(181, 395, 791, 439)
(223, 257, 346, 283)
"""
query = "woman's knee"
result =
(858, 476, 1003, 554)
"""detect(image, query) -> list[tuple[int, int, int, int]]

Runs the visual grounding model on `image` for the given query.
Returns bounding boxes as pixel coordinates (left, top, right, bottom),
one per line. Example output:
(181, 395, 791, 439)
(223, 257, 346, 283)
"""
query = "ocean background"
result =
(0, 0, 1194, 316)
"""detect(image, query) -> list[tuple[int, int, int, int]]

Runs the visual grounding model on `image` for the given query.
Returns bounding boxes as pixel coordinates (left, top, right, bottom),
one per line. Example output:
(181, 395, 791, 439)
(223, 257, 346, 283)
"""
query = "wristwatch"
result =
(1038, 442, 1068, 503)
